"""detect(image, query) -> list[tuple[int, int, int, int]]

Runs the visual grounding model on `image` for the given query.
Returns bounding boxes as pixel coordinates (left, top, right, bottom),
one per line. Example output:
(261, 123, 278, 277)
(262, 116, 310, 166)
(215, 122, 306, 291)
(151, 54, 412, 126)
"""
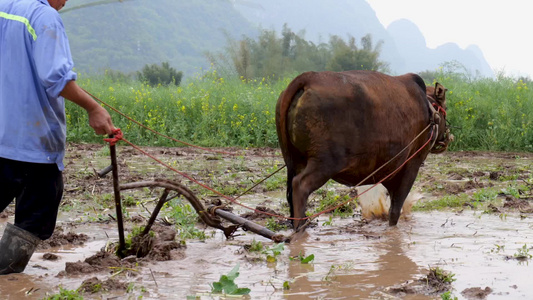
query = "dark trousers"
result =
(0, 157, 63, 240)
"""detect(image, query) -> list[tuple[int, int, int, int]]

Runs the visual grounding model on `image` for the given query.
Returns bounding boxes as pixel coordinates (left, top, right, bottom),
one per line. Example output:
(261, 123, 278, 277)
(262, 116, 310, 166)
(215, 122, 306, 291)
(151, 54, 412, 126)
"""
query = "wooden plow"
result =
(98, 140, 288, 255)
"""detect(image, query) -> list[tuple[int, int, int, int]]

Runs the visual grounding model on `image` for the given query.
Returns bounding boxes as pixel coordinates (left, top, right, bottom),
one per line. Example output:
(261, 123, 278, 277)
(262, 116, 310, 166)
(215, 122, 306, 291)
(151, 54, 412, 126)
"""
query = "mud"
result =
(62, 250, 123, 275)
(0, 145, 532, 299)
(37, 227, 90, 250)
(461, 287, 493, 300)
(78, 276, 128, 294)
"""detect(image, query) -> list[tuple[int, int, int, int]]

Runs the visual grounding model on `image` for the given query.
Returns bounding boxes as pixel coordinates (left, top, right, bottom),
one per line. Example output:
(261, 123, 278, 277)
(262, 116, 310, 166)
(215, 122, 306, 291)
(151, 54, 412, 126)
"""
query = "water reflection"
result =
(284, 221, 424, 299)
(0, 273, 49, 299)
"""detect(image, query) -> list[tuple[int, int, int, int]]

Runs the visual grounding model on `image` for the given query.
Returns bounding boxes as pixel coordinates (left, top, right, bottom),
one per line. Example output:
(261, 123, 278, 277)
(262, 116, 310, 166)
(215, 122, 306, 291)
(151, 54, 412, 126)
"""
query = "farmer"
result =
(0, 0, 115, 274)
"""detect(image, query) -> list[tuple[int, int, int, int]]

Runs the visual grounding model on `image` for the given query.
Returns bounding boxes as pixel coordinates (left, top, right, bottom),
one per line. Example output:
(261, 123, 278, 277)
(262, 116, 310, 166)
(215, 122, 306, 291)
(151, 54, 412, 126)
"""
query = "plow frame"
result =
(99, 140, 288, 253)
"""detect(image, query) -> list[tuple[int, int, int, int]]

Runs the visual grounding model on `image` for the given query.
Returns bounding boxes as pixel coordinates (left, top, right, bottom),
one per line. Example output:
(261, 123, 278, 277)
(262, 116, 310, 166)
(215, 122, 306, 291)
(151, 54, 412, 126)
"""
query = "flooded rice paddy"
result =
(0, 145, 532, 299)
(1, 212, 532, 299)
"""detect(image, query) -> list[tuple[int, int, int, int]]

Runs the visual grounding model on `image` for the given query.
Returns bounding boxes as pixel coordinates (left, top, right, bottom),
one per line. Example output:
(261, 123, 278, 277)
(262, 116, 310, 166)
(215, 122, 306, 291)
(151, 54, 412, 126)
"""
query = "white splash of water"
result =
(356, 184, 422, 220)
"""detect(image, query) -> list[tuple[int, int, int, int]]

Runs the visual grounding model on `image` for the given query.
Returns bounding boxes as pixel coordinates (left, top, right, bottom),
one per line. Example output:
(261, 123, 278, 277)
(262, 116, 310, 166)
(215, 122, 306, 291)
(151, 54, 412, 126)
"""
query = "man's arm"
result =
(60, 80, 115, 135)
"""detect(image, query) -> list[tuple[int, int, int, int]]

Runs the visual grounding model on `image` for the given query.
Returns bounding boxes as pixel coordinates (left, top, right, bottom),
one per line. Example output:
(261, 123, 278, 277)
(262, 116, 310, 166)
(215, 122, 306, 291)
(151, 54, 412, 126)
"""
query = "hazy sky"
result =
(366, 0, 531, 78)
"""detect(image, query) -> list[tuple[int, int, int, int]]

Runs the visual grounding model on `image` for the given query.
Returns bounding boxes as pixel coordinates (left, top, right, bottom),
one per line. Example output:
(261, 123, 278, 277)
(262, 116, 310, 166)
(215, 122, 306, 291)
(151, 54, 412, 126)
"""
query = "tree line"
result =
(207, 24, 388, 81)
(116, 24, 388, 86)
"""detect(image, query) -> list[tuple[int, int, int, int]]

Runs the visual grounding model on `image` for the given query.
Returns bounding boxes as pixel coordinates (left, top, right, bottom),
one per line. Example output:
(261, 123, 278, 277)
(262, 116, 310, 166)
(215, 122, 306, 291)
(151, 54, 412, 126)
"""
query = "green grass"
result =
(70, 69, 288, 148)
(43, 287, 83, 300)
(436, 70, 533, 151)
(265, 217, 288, 232)
(313, 188, 355, 218)
(165, 198, 207, 240)
(413, 194, 470, 211)
(69, 68, 533, 152)
(472, 188, 498, 203)
(413, 186, 508, 212)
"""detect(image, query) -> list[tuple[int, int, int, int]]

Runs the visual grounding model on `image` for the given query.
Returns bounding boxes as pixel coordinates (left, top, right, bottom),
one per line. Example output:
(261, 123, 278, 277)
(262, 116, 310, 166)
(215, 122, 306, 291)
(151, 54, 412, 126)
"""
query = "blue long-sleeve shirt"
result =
(0, 0, 77, 171)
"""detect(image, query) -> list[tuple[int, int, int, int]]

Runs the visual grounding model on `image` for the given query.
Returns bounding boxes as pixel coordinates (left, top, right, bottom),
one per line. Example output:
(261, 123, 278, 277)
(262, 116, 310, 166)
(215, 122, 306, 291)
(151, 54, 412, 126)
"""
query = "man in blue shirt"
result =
(0, 0, 115, 274)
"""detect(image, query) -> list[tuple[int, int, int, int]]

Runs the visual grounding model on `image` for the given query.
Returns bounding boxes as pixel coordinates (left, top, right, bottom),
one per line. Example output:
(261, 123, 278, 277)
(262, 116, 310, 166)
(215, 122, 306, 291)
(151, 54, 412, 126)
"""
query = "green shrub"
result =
(137, 62, 183, 87)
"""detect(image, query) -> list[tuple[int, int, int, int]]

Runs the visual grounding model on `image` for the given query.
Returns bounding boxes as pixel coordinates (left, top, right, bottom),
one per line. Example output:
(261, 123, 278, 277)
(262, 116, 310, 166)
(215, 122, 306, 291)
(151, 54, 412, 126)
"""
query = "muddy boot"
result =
(0, 223, 41, 274)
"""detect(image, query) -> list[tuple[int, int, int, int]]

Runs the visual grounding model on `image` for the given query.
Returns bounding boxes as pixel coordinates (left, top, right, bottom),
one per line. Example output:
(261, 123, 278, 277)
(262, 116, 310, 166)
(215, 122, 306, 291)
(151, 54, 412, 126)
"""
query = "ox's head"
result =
(427, 82, 451, 153)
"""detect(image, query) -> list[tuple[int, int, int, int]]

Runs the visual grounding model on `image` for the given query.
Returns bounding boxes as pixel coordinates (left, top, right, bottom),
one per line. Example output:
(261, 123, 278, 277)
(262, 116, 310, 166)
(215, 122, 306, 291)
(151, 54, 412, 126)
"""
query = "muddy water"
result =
(1, 210, 532, 299)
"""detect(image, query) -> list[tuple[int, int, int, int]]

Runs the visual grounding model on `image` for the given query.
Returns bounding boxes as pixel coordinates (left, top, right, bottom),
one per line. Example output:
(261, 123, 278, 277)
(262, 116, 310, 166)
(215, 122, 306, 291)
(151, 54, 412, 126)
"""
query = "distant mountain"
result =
(60, 0, 494, 78)
(387, 19, 493, 77)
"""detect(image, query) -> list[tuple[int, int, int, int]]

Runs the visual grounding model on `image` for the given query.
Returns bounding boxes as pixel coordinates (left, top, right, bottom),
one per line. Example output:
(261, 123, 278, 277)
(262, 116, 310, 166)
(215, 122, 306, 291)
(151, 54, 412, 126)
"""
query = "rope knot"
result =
(432, 102, 446, 117)
(104, 128, 123, 146)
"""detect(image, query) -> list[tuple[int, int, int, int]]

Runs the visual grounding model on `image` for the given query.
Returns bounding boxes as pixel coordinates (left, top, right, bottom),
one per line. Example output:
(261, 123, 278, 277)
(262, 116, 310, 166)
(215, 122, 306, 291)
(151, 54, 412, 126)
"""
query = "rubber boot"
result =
(0, 223, 41, 274)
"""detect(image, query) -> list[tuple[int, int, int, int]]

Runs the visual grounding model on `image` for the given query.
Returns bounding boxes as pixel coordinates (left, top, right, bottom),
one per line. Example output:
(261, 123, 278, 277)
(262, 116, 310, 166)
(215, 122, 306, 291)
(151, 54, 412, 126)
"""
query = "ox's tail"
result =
(275, 72, 313, 218)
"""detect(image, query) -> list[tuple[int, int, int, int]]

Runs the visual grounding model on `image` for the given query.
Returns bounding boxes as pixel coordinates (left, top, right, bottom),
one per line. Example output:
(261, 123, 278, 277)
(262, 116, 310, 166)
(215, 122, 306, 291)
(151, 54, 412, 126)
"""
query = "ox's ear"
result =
(434, 82, 447, 106)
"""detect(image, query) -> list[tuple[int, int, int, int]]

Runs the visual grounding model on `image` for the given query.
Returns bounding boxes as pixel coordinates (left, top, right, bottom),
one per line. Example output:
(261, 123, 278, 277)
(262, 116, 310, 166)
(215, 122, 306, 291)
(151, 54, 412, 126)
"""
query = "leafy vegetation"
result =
(262, 242, 285, 263)
(430, 267, 457, 284)
(69, 69, 285, 147)
(289, 252, 315, 264)
(208, 24, 388, 80)
(435, 66, 533, 151)
(265, 217, 288, 232)
(124, 225, 154, 251)
(43, 287, 83, 300)
(313, 188, 355, 217)
(413, 194, 469, 211)
(165, 199, 207, 240)
(440, 291, 459, 300)
(491, 244, 505, 254)
(514, 244, 532, 260)
(423, 267, 456, 295)
(69, 65, 533, 152)
(137, 62, 183, 87)
(210, 263, 251, 295)
(246, 239, 264, 252)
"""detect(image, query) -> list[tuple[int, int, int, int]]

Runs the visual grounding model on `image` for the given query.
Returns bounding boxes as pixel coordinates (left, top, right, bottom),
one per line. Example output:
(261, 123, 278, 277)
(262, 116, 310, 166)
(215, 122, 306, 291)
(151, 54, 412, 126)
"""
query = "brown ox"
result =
(275, 70, 450, 230)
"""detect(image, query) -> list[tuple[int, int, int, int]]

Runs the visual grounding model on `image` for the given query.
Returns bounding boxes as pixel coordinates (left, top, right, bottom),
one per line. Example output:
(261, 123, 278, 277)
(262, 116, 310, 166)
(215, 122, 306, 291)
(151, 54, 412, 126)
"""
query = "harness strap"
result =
(427, 99, 440, 150)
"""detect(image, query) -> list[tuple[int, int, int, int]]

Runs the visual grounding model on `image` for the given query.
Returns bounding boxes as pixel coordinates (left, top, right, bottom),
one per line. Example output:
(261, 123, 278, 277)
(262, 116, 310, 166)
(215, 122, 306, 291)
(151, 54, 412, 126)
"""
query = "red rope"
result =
(105, 129, 286, 219)
(104, 126, 436, 222)
(306, 126, 435, 220)
(432, 103, 446, 117)
(103, 129, 123, 146)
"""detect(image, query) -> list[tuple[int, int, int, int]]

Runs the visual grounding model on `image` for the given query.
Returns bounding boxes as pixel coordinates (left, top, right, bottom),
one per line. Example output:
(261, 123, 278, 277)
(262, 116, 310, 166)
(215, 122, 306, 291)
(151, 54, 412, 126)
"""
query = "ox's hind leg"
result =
(290, 159, 335, 230)
(285, 166, 296, 220)
(382, 161, 423, 226)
